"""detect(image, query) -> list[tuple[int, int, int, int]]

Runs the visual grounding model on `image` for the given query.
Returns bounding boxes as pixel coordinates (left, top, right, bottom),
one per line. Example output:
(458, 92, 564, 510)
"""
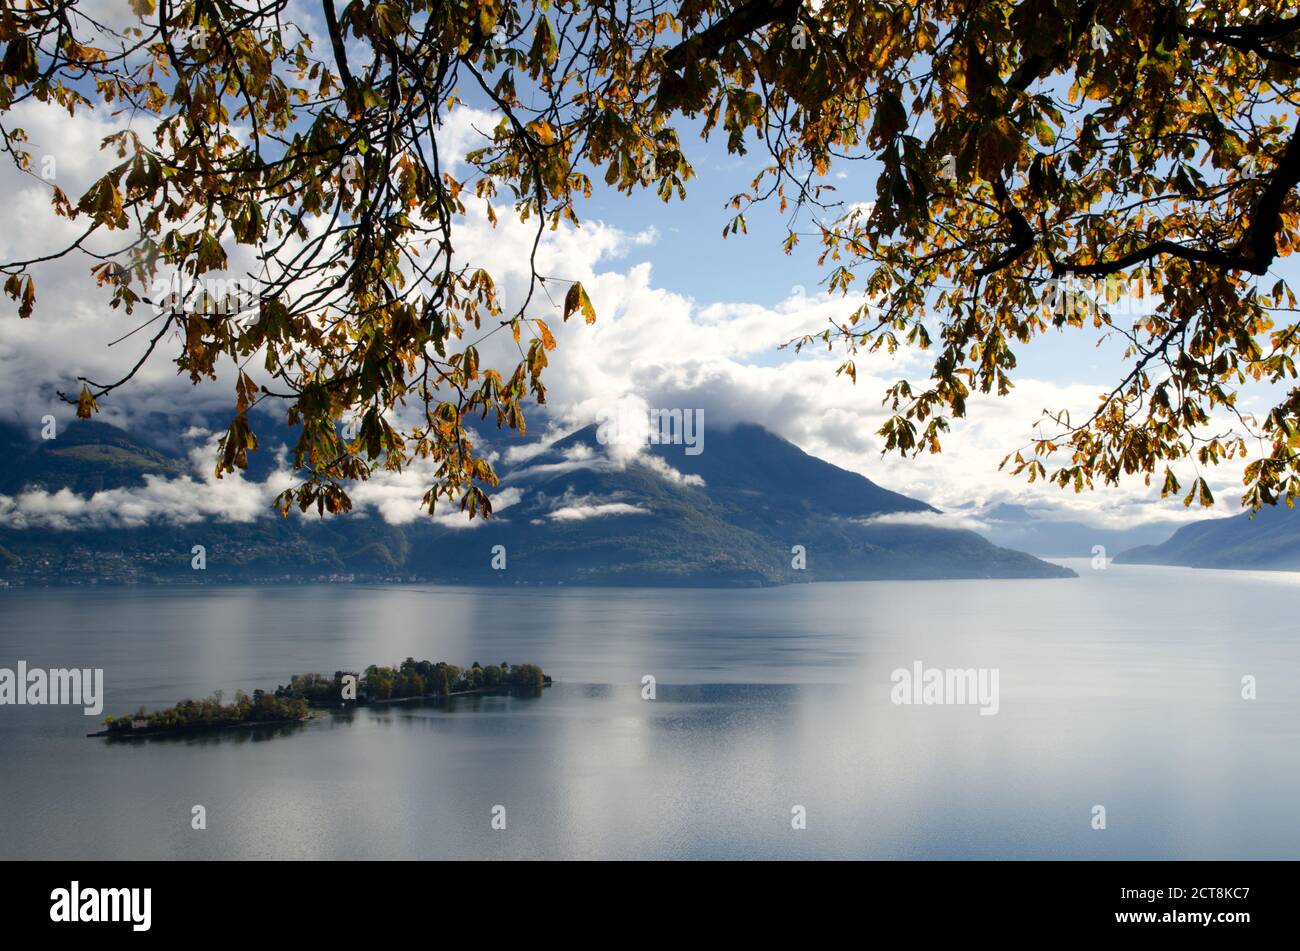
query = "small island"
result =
(279, 659, 550, 707)
(89, 659, 550, 738)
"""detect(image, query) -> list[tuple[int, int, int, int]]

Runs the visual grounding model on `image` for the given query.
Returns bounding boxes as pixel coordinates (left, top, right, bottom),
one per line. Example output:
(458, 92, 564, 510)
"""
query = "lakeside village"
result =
(91, 659, 550, 738)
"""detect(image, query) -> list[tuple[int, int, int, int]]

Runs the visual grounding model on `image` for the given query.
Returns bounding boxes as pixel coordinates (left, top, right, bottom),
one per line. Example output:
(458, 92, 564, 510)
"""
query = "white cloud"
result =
(0, 94, 1267, 536)
(856, 511, 988, 533)
(637, 454, 705, 487)
(547, 502, 648, 521)
(0, 435, 292, 530)
(0, 430, 522, 530)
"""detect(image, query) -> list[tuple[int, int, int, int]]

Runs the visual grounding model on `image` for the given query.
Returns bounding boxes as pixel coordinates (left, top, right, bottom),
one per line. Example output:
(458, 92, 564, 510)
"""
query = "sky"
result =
(0, 6, 1287, 536)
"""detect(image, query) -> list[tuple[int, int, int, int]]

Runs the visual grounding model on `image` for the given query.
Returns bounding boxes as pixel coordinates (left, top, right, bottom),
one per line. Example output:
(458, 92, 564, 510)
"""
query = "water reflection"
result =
(2, 565, 1299, 859)
(101, 720, 310, 747)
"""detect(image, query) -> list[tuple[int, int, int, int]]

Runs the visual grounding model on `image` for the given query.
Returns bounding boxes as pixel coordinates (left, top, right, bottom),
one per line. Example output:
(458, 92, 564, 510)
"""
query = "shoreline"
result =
(87, 682, 553, 738)
(0, 573, 1077, 590)
(309, 681, 553, 709)
(87, 713, 318, 739)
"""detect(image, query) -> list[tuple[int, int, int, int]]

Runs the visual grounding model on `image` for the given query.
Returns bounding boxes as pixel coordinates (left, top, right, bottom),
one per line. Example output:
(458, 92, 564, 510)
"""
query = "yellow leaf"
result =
(527, 120, 556, 146)
(563, 281, 596, 323)
(76, 385, 98, 419)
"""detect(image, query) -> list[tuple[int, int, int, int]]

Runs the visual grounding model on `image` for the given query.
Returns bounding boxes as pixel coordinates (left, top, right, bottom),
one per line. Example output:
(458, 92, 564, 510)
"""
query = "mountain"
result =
(1115, 504, 1300, 571)
(0, 416, 1074, 586)
(971, 502, 1183, 558)
(0, 419, 189, 495)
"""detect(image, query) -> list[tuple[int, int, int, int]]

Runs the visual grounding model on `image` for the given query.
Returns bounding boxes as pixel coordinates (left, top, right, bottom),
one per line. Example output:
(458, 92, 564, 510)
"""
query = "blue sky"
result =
(0, 7, 1291, 535)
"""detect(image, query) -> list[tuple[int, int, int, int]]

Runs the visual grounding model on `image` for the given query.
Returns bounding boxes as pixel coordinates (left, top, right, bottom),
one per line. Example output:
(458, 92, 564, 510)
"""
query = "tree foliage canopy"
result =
(4, 0, 1300, 514)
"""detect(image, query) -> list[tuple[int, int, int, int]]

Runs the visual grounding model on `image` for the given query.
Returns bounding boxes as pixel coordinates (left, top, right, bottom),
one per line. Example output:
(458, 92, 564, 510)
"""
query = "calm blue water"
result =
(1, 562, 1297, 859)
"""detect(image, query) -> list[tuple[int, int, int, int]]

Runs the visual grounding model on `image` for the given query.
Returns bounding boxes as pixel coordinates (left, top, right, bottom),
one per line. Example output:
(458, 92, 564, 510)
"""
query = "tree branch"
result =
(661, 0, 800, 72)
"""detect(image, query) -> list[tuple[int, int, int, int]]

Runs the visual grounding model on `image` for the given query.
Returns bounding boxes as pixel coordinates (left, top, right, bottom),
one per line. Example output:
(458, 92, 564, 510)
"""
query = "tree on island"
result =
(105, 657, 547, 732)
(104, 689, 309, 733)
(273, 658, 541, 704)
(6, 2, 1300, 512)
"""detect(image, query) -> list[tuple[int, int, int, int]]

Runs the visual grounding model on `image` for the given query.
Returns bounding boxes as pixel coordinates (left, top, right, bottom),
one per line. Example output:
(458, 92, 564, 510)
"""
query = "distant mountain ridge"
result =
(971, 502, 1184, 558)
(1116, 504, 1300, 571)
(0, 415, 1075, 586)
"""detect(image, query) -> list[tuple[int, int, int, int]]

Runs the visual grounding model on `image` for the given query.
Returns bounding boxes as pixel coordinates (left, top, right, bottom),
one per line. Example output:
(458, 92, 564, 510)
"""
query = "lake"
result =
(1, 561, 1297, 859)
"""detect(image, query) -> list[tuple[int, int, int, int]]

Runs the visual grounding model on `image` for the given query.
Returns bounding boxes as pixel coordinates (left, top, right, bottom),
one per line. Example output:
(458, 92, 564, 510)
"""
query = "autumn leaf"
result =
(2, 0, 1298, 523)
(529, 16, 558, 70)
(76, 385, 98, 419)
(563, 281, 596, 324)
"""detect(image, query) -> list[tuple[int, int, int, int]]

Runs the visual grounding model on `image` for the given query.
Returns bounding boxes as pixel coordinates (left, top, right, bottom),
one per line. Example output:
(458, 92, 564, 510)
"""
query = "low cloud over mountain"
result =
(0, 415, 1073, 586)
